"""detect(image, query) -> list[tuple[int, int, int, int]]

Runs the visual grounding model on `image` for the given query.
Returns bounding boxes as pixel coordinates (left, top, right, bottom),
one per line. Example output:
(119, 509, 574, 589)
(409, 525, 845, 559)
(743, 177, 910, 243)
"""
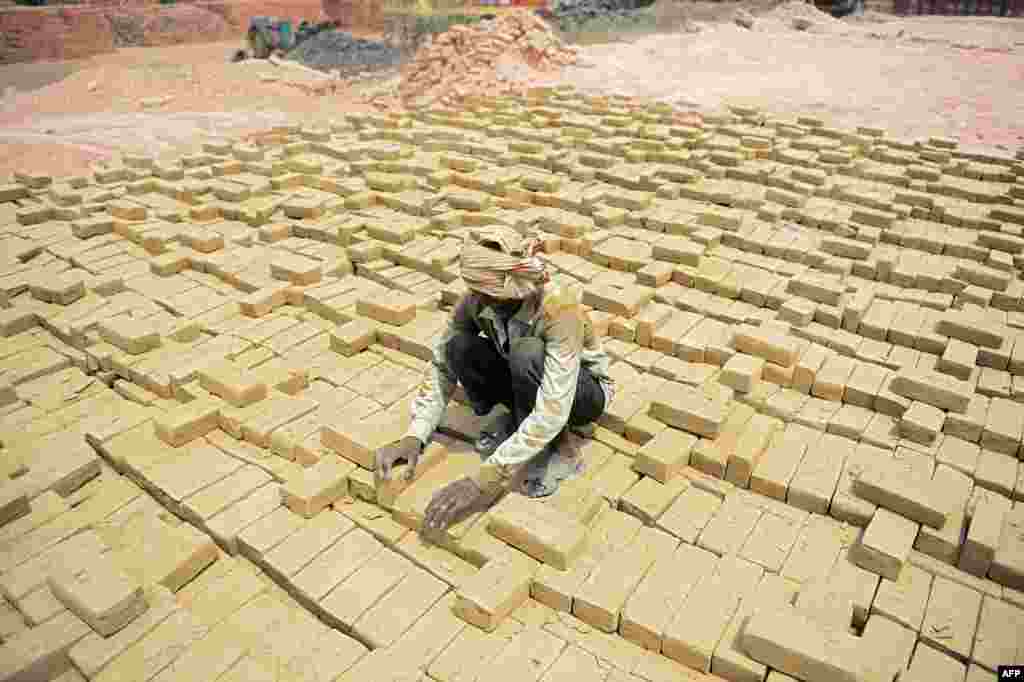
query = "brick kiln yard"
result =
(4, 78, 1024, 682)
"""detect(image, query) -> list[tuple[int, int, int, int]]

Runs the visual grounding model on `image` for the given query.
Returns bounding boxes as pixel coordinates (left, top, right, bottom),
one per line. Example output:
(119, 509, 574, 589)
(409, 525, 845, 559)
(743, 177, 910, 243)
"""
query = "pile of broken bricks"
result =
(396, 11, 579, 107)
(2, 85, 1024, 682)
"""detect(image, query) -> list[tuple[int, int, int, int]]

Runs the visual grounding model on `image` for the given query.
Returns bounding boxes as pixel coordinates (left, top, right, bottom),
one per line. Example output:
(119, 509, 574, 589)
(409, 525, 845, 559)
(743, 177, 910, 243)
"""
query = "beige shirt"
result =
(406, 284, 614, 493)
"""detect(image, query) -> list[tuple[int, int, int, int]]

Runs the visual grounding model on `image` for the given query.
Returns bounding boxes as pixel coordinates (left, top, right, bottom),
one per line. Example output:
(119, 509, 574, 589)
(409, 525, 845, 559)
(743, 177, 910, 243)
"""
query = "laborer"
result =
(374, 226, 614, 533)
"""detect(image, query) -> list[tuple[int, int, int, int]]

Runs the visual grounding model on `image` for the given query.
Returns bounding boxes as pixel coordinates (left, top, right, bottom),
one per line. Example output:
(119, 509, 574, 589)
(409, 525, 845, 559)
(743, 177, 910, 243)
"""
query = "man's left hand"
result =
(422, 477, 483, 534)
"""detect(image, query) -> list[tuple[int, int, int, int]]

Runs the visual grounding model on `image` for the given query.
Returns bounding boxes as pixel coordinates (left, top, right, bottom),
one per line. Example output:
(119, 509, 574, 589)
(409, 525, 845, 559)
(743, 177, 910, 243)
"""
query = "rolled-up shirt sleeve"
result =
(472, 302, 585, 494)
(406, 296, 478, 444)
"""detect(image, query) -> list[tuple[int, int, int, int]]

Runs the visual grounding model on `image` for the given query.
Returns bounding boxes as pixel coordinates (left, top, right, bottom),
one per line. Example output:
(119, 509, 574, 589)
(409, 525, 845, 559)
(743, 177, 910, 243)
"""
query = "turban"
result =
(459, 227, 550, 299)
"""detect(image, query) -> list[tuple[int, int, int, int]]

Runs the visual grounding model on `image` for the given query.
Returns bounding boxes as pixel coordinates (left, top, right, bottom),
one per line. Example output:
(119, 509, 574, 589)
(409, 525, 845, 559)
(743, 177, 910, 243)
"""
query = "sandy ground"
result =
(552, 12, 1024, 154)
(0, 7, 1023, 178)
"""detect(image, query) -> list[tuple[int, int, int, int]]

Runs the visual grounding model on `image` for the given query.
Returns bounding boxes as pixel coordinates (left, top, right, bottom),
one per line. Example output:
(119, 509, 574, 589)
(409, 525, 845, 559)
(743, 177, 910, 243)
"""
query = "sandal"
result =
(475, 411, 517, 459)
(519, 432, 586, 499)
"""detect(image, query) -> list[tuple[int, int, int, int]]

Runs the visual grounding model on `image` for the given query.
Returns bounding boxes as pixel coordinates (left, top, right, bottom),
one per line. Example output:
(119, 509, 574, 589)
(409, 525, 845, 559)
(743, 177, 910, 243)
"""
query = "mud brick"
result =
(780, 515, 842, 585)
(972, 595, 1024, 673)
(281, 456, 356, 519)
(260, 509, 355, 585)
(916, 465, 971, 564)
(739, 510, 802, 573)
(636, 261, 673, 288)
(810, 354, 855, 403)
(355, 291, 417, 327)
(573, 527, 677, 633)
(982, 397, 1024, 456)
(620, 541, 717, 653)
(426, 619, 524, 682)
(920, 575, 982, 661)
(90, 606, 210, 682)
(719, 353, 764, 394)
(649, 381, 727, 438)
(741, 606, 864, 682)
(487, 493, 587, 571)
(197, 363, 267, 408)
(154, 397, 220, 446)
(238, 283, 290, 317)
(937, 436, 981, 478)
(902, 642, 967, 682)
(991, 505, 1024, 590)
(844, 361, 889, 410)
(240, 395, 318, 448)
(180, 466, 272, 529)
(852, 457, 947, 529)
(662, 555, 763, 672)
(830, 440, 890, 527)
(0, 486, 29, 527)
(697, 494, 763, 557)
(634, 302, 675, 347)
(47, 554, 145, 638)
(351, 566, 448, 649)
(858, 614, 918, 682)
(393, 530, 480, 589)
(236, 505, 305, 564)
(530, 508, 640, 614)
(900, 401, 945, 445)
(620, 476, 689, 526)
(321, 408, 409, 470)
(391, 444, 482, 534)
(0, 491, 67, 547)
(330, 318, 377, 356)
(633, 428, 697, 483)
(891, 368, 971, 414)
(960, 489, 1011, 578)
(937, 309, 1005, 349)
(713, 574, 798, 682)
(975, 448, 1018, 498)
(376, 438, 451, 510)
(690, 402, 755, 478)
(624, 412, 667, 445)
(317, 546, 410, 631)
(0, 610, 92, 682)
(95, 316, 161, 355)
(68, 585, 178, 679)
(938, 338, 977, 382)
(453, 555, 534, 633)
(726, 413, 782, 488)
(749, 425, 811, 499)
(147, 441, 243, 505)
(734, 324, 798, 367)
(113, 516, 219, 593)
(851, 508, 919, 581)
(269, 253, 322, 286)
(871, 562, 933, 632)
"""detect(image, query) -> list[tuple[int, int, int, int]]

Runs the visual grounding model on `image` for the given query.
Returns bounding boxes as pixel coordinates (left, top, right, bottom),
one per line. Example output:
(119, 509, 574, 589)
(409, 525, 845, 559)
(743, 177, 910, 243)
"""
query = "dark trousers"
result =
(445, 331, 605, 429)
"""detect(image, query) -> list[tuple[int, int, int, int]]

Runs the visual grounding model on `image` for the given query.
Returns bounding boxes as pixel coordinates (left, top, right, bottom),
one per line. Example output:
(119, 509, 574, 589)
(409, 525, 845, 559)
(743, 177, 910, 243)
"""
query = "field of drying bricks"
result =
(1, 84, 1024, 682)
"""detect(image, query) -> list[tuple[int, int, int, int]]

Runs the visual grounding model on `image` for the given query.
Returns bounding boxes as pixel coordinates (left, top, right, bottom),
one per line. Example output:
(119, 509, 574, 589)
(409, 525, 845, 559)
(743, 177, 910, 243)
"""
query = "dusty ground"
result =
(1, 6, 1023, 179)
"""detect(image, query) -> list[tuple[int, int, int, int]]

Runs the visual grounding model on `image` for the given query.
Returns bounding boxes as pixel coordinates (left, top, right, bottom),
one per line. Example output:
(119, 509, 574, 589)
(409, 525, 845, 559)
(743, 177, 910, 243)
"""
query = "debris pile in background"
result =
(546, 0, 652, 33)
(761, 0, 842, 31)
(287, 31, 403, 76)
(396, 11, 578, 107)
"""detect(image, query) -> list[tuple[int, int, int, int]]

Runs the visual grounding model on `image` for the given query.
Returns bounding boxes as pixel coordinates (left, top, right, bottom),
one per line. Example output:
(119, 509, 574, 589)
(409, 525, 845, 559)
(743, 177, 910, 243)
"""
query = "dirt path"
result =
(1, 11, 1023, 179)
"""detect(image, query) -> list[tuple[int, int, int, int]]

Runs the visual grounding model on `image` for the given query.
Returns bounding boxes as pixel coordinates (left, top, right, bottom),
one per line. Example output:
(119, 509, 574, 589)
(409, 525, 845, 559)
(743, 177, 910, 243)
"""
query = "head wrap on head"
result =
(459, 227, 549, 299)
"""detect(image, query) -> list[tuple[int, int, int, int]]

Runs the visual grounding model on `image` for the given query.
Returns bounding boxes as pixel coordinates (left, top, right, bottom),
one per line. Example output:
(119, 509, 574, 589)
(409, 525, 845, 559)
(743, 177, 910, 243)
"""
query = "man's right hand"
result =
(375, 436, 423, 483)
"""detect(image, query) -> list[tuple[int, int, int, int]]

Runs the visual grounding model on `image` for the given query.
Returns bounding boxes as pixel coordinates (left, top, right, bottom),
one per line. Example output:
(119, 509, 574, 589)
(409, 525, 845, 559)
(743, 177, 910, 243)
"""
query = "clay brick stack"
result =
(2, 87, 1024, 682)
(398, 10, 578, 106)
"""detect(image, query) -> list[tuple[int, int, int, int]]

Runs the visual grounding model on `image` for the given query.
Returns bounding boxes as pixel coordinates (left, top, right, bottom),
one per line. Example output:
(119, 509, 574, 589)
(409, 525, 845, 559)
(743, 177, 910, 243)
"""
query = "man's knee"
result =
(508, 337, 545, 384)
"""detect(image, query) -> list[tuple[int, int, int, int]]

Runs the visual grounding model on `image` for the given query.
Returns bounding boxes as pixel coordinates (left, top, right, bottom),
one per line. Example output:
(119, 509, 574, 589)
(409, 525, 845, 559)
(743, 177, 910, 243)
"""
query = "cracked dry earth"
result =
(2, 85, 1024, 682)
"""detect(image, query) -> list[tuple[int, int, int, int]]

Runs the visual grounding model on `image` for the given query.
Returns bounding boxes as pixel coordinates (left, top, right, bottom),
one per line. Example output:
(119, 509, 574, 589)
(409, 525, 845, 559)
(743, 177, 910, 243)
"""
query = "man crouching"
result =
(374, 227, 614, 534)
